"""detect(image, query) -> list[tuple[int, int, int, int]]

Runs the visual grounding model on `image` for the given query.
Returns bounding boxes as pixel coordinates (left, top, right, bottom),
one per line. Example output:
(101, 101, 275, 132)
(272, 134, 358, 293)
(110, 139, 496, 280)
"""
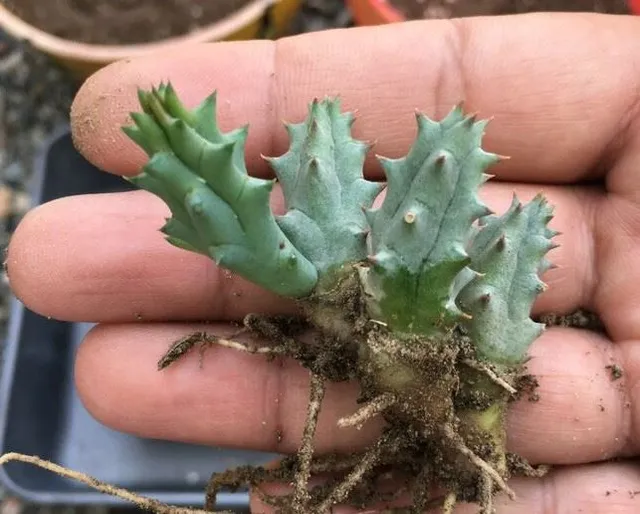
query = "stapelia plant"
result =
(122, 83, 558, 514)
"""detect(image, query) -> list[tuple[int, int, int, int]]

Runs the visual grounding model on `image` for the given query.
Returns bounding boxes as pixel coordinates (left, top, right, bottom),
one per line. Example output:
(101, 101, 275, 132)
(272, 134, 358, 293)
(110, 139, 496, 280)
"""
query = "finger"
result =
(8, 181, 595, 322)
(71, 13, 640, 186)
(6, 189, 297, 323)
(249, 461, 640, 513)
(75, 322, 639, 465)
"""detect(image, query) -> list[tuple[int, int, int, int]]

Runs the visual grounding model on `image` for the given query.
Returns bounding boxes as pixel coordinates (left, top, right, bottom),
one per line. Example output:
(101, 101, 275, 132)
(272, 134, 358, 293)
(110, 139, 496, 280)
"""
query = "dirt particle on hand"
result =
(605, 364, 623, 381)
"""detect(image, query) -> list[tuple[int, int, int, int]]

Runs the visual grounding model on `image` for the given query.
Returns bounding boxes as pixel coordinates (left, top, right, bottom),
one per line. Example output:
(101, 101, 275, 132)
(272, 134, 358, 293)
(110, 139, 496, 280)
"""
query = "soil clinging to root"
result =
(194, 299, 603, 513)
(157, 266, 550, 514)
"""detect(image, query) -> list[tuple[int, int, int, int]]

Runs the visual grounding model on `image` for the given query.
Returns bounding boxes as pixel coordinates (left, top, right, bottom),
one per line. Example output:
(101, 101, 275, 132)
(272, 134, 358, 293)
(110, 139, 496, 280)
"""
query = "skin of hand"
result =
(6, 11, 640, 513)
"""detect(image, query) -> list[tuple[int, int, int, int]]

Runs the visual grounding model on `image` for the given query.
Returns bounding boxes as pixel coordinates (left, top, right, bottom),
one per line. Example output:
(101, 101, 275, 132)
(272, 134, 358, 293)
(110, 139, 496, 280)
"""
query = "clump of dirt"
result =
(1, 0, 256, 45)
(605, 364, 623, 381)
(538, 309, 606, 333)
(388, 0, 630, 19)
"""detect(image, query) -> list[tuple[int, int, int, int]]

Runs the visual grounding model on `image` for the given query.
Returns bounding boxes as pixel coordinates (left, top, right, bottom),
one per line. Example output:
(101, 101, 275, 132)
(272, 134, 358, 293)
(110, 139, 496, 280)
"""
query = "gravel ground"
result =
(0, 2, 350, 513)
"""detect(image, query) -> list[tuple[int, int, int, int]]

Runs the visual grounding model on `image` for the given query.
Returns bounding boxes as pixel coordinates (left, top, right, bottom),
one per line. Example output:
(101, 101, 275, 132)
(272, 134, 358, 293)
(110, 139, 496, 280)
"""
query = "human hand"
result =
(7, 11, 640, 513)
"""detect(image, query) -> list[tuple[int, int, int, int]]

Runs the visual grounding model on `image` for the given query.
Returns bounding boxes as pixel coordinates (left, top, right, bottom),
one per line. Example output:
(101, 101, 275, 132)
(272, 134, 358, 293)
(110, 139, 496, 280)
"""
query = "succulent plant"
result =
(119, 82, 558, 514)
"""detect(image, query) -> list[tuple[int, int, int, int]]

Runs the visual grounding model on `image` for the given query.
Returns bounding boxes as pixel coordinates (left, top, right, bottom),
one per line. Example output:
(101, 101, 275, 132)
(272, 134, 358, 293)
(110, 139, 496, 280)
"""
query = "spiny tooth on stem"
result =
(366, 254, 381, 267)
(479, 292, 491, 305)
(308, 158, 320, 173)
(536, 282, 548, 293)
(435, 152, 448, 169)
(495, 234, 506, 251)
(260, 153, 275, 164)
(463, 113, 478, 126)
(309, 119, 320, 137)
(403, 211, 417, 224)
(344, 111, 356, 127)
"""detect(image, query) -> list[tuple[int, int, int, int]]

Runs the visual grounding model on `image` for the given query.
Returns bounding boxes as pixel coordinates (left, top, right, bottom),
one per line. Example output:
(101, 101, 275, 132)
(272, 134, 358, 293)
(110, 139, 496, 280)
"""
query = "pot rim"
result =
(353, 0, 639, 21)
(0, 0, 276, 63)
(365, 0, 405, 22)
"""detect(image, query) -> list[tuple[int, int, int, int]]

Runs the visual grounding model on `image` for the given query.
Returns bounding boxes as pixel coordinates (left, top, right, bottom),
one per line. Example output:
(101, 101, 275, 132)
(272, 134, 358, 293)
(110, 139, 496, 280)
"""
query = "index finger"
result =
(71, 12, 640, 186)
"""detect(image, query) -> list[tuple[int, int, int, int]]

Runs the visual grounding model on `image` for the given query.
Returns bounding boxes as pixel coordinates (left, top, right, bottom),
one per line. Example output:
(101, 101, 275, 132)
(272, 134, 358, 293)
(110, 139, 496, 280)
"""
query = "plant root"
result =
(409, 465, 432, 513)
(442, 424, 516, 501)
(337, 393, 396, 429)
(157, 328, 285, 371)
(0, 306, 558, 513)
(462, 359, 517, 396)
(315, 431, 389, 512)
(442, 492, 457, 514)
(292, 373, 325, 510)
(174, 309, 528, 514)
(507, 452, 550, 478)
(479, 472, 493, 514)
(0, 453, 232, 514)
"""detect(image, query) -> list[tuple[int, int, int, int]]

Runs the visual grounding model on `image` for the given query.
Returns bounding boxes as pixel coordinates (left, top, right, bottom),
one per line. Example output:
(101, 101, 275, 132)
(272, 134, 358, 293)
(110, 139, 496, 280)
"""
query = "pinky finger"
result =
(248, 460, 640, 513)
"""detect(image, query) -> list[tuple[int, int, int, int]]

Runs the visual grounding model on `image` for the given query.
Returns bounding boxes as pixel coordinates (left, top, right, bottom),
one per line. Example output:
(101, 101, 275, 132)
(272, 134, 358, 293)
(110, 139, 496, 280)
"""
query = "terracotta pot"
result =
(0, 0, 301, 80)
(346, 0, 405, 25)
(347, 0, 640, 25)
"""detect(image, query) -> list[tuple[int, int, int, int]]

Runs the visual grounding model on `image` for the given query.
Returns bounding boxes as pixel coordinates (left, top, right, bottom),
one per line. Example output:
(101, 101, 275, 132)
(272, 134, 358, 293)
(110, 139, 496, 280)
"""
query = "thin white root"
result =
(443, 426, 516, 501)
(480, 471, 494, 514)
(0, 453, 231, 514)
(195, 336, 286, 370)
(337, 393, 396, 430)
(158, 331, 286, 370)
(442, 492, 457, 514)
(207, 337, 285, 355)
(462, 359, 517, 395)
(292, 373, 326, 510)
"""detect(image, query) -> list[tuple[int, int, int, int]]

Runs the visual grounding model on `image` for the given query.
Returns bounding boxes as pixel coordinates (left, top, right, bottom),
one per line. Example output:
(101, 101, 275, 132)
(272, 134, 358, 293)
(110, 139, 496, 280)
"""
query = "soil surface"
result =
(1, 0, 256, 45)
(389, 0, 630, 19)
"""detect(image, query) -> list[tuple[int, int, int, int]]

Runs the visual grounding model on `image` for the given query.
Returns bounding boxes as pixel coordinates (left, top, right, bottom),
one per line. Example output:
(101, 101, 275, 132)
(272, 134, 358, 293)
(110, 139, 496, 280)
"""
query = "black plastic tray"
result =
(0, 128, 275, 510)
